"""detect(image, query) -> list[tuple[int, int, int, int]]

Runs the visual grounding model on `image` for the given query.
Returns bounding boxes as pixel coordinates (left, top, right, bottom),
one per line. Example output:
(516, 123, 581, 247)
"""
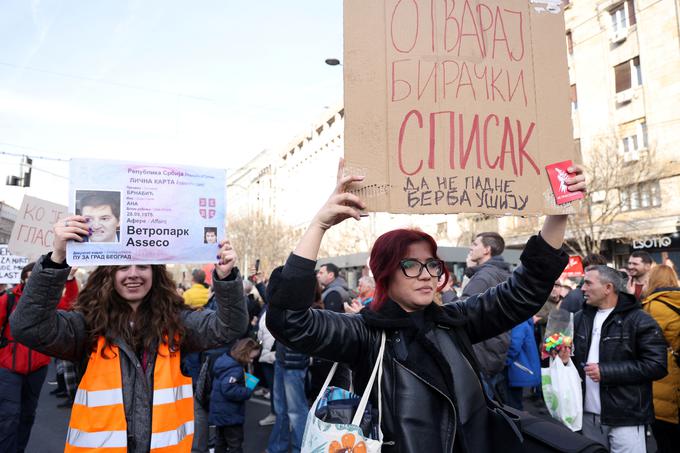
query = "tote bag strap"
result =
(311, 361, 340, 409)
(352, 331, 386, 441)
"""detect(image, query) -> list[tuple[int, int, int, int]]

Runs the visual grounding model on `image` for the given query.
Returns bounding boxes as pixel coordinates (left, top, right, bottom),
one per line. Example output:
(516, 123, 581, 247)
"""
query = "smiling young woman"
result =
(9, 218, 249, 453)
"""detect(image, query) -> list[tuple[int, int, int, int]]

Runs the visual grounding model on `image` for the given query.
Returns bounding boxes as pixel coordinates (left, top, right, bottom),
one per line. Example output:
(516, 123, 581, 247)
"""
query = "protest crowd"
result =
(0, 160, 677, 453)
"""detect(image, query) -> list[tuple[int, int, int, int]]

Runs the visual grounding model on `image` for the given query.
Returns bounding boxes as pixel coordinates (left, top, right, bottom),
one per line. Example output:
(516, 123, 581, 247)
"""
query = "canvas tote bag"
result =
(301, 331, 386, 453)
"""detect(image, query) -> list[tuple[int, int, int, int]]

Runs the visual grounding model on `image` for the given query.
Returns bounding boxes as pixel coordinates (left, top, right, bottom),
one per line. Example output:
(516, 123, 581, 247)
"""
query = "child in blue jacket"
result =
(209, 338, 262, 453)
(505, 318, 542, 410)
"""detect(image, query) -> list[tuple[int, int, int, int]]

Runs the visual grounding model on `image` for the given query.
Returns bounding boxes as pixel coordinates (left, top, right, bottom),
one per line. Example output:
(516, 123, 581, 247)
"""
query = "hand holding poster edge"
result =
(52, 215, 90, 264)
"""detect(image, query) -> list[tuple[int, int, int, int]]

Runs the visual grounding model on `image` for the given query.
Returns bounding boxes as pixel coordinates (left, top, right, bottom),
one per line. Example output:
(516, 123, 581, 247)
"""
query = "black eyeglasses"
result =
(399, 258, 444, 278)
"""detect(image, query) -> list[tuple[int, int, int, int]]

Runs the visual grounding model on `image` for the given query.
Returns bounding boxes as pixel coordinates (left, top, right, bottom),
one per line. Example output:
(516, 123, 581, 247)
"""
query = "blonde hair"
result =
(645, 264, 679, 297)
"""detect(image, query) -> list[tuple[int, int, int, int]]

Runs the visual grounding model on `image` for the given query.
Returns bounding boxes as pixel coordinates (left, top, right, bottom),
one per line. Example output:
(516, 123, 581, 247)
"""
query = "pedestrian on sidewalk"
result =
(9, 218, 248, 453)
(209, 338, 261, 453)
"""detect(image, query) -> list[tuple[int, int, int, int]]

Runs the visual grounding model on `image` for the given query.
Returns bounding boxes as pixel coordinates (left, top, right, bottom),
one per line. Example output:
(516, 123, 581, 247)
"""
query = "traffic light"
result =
(5, 155, 32, 187)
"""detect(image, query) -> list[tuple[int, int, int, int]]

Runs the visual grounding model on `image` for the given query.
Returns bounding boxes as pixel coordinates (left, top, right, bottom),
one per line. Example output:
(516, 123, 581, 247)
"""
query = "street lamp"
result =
(325, 58, 342, 66)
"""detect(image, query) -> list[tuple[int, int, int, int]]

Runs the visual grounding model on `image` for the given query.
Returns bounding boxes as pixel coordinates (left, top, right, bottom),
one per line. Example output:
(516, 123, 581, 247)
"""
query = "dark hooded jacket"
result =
(573, 291, 667, 426)
(267, 235, 567, 453)
(463, 256, 513, 376)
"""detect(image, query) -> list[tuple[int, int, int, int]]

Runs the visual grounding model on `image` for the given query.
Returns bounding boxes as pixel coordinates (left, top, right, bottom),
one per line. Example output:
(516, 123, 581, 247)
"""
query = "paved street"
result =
(24, 363, 659, 452)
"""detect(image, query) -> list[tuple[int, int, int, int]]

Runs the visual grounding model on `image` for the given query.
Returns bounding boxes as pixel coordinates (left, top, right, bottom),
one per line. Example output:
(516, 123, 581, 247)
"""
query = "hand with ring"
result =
(52, 215, 91, 264)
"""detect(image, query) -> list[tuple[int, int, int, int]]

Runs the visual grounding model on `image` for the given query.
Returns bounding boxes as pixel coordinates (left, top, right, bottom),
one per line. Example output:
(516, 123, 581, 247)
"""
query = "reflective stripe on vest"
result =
(66, 427, 127, 448)
(65, 337, 194, 452)
(150, 420, 195, 449)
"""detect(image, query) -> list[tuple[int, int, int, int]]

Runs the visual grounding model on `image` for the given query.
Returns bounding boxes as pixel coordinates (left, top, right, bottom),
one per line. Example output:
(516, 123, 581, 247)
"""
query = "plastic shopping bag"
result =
(541, 357, 583, 431)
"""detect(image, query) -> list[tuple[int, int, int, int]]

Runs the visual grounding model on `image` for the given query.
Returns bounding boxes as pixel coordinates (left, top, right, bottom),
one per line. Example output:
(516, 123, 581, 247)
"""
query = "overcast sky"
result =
(0, 0, 343, 207)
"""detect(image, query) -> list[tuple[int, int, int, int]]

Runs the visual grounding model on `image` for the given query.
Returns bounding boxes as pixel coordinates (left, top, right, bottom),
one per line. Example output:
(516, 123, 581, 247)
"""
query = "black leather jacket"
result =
(573, 292, 667, 426)
(267, 235, 567, 453)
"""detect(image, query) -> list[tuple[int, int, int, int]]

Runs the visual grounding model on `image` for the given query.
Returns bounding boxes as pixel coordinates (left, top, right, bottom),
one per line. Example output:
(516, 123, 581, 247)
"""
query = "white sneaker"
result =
(258, 413, 276, 426)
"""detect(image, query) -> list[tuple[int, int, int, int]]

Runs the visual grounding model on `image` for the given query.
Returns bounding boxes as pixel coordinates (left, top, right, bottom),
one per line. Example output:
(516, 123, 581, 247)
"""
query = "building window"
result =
(611, 0, 636, 35)
(615, 56, 641, 93)
(566, 31, 573, 55)
(619, 119, 648, 161)
(570, 84, 578, 112)
(620, 181, 661, 211)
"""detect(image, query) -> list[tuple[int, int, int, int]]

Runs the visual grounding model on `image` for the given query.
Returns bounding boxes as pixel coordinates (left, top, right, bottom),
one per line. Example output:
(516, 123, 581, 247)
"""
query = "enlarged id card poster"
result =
(66, 159, 225, 266)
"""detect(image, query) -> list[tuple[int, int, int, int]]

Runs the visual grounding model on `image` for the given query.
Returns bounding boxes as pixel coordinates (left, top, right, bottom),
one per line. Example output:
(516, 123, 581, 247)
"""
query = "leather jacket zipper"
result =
(396, 361, 457, 452)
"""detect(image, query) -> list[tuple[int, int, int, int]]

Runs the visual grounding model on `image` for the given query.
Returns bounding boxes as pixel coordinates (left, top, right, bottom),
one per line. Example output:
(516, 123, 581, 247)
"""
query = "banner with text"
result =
(0, 245, 29, 284)
(343, 0, 578, 215)
(8, 195, 68, 261)
(66, 159, 226, 266)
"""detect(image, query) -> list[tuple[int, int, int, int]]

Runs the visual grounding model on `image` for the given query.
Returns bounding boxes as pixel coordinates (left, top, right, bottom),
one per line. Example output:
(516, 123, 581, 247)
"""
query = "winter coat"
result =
(0, 285, 51, 374)
(463, 256, 513, 376)
(267, 235, 568, 453)
(9, 255, 248, 453)
(321, 276, 350, 313)
(257, 308, 276, 365)
(505, 319, 541, 388)
(208, 353, 252, 426)
(573, 291, 668, 426)
(560, 287, 585, 314)
(642, 287, 680, 424)
(183, 282, 210, 308)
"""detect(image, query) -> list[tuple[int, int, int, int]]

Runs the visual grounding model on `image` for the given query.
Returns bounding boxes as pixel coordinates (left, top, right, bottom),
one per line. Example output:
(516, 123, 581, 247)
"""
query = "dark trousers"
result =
(259, 362, 275, 413)
(0, 366, 48, 453)
(652, 417, 679, 453)
(214, 424, 244, 453)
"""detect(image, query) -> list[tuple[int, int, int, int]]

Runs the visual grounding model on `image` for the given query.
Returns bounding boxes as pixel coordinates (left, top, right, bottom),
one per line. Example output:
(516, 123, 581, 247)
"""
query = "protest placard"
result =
(66, 159, 226, 266)
(0, 245, 29, 284)
(8, 195, 68, 261)
(343, 0, 578, 215)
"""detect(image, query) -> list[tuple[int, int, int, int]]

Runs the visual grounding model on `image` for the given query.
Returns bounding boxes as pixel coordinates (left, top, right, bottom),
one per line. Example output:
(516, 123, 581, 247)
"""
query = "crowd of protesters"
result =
(0, 162, 678, 453)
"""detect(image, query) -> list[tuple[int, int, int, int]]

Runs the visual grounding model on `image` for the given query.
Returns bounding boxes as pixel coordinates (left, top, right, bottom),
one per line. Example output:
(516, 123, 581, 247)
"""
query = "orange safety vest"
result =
(64, 337, 194, 452)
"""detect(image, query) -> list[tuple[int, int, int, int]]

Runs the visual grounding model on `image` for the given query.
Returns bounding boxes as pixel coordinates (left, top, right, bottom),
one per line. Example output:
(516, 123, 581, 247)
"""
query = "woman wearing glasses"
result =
(266, 161, 586, 453)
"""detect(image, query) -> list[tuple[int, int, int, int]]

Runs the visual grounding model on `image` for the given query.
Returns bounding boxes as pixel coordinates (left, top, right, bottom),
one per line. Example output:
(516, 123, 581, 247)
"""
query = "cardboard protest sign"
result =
(343, 0, 577, 215)
(66, 159, 226, 266)
(8, 196, 68, 261)
(0, 245, 29, 284)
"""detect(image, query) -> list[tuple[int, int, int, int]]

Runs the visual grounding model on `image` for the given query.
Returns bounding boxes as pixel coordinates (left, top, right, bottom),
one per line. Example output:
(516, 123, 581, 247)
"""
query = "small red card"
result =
(545, 160, 584, 205)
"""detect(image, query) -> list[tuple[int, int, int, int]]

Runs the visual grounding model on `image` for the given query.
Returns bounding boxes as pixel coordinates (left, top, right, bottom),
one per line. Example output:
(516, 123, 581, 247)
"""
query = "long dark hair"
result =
(73, 265, 187, 357)
(369, 229, 449, 310)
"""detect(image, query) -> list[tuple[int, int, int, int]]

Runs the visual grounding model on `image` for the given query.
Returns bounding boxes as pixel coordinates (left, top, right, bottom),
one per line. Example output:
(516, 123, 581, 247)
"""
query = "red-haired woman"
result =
(266, 161, 586, 452)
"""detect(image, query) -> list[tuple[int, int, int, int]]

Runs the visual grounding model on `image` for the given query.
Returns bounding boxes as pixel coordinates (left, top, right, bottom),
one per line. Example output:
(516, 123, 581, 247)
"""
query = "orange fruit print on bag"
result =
(328, 433, 367, 453)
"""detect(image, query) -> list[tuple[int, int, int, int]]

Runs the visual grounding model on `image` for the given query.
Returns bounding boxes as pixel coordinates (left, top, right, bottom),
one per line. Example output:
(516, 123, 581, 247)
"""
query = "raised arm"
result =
(10, 216, 91, 361)
(447, 164, 586, 343)
(182, 240, 248, 351)
(266, 159, 372, 365)
(265, 256, 372, 367)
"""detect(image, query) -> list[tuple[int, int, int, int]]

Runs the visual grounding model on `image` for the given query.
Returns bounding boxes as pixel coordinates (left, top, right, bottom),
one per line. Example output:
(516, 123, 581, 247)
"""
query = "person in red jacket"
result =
(0, 262, 52, 453)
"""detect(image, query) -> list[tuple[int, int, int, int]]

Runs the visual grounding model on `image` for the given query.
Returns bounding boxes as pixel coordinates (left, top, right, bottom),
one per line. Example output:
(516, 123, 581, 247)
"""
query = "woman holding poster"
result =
(265, 160, 587, 452)
(8, 218, 249, 453)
